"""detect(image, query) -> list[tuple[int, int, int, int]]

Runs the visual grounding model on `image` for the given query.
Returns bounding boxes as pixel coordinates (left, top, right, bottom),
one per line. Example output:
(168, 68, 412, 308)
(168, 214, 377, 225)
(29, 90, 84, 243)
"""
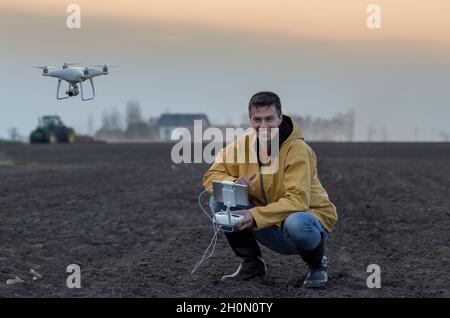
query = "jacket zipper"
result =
(259, 166, 268, 206)
(257, 135, 268, 206)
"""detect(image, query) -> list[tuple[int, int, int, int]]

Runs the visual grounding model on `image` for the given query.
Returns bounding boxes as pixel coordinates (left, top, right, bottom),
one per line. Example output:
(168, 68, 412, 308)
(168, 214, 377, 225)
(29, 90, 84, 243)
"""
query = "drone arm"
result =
(56, 78, 69, 100)
(86, 68, 107, 78)
(90, 72, 106, 78)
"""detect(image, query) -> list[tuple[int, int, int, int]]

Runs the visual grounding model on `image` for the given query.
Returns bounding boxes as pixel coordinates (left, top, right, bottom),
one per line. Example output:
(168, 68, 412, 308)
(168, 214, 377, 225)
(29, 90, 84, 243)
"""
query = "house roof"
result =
(158, 113, 210, 127)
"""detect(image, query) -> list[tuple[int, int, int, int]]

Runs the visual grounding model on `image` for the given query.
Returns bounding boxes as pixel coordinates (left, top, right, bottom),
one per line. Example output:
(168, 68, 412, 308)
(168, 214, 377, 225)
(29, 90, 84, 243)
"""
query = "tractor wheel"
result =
(48, 132, 58, 144)
(67, 131, 76, 143)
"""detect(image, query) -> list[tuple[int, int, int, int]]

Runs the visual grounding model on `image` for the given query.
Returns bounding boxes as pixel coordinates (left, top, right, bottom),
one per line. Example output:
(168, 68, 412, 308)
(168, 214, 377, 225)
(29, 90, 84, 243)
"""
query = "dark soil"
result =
(0, 143, 449, 297)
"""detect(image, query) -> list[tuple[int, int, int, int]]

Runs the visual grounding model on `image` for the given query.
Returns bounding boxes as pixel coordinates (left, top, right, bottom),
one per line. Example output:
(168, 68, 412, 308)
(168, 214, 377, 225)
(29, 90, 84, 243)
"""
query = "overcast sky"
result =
(0, 0, 449, 141)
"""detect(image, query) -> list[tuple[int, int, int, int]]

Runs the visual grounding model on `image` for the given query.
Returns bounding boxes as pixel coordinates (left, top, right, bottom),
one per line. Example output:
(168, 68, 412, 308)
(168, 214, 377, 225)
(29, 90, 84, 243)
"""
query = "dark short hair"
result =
(248, 91, 282, 117)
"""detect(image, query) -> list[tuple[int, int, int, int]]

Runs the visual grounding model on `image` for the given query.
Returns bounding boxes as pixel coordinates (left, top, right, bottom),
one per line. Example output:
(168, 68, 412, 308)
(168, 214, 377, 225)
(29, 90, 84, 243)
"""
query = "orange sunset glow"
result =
(2, 0, 449, 44)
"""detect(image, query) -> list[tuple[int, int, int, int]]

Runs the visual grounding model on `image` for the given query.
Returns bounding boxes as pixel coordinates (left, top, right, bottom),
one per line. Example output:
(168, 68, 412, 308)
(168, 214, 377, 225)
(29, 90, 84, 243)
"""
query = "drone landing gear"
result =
(56, 78, 69, 100)
(56, 78, 96, 101)
(80, 77, 95, 101)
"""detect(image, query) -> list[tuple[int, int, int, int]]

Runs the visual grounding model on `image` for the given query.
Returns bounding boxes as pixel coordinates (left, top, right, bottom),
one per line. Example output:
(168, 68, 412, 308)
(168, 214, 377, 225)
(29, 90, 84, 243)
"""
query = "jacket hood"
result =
(281, 115, 304, 145)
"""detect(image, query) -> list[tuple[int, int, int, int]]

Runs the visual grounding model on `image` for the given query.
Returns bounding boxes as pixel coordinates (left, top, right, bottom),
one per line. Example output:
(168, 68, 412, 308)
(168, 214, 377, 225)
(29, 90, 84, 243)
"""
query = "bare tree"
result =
(8, 127, 20, 141)
(289, 110, 354, 141)
(109, 108, 123, 131)
(102, 110, 112, 131)
(126, 100, 143, 126)
(97, 108, 125, 141)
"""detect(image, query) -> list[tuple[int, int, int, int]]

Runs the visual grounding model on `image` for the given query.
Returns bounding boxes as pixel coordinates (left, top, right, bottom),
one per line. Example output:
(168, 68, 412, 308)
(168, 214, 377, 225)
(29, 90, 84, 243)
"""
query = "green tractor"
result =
(30, 115, 76, 144)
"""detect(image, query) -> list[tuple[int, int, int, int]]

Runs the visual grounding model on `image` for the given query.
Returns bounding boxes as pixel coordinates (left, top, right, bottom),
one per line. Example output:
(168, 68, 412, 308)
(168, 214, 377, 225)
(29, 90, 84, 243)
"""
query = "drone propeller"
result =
(62, 62, 81, 67)
(89, 64, 117, 74)
(33, 63, 81, 69)
(33, 65, 50, 74)
(33, 65, 57, 69)
(62, 62, 82, 69)
(90, 64, 118, 68)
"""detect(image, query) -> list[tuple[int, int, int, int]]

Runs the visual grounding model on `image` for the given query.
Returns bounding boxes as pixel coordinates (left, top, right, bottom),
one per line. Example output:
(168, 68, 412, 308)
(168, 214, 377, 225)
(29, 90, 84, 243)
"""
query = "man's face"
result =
(249, 105, 282, 131)
(249, 105, 283, 146)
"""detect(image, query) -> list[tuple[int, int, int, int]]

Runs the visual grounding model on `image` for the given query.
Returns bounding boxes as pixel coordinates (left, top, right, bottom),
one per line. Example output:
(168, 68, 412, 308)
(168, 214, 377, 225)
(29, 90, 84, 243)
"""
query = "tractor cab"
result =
(39, 116, 63, 129)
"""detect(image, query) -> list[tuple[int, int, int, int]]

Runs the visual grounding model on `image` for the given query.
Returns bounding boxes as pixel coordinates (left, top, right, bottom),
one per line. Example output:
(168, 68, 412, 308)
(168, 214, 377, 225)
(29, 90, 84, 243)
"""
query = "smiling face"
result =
(249, 104, 283, 131)
(249, 105, 283, 149)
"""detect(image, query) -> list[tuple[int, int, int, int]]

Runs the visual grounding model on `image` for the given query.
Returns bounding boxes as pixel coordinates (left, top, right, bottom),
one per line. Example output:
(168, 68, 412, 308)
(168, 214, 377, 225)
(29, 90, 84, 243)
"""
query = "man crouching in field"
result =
(203, 91, 337, 288)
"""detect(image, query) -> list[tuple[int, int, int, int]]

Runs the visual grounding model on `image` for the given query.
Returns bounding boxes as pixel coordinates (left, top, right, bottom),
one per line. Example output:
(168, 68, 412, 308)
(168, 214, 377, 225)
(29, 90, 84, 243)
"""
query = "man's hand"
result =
(234, 209, 255, 230)
(235, 173, 256, 191)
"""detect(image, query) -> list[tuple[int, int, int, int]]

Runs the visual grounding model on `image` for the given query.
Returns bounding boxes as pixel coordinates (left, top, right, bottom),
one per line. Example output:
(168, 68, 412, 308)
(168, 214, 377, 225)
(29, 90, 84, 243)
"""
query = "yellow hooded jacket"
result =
(203, 116, 338, 232)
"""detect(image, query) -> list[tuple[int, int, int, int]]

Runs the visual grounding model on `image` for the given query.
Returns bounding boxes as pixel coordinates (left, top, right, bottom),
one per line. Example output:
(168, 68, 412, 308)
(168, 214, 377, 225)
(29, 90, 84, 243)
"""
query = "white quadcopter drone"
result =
(34, 63, 112, 101)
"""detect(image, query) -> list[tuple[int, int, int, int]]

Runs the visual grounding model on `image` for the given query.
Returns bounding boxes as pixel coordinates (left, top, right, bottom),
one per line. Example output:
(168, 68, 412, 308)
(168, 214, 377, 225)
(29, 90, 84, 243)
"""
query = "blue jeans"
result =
(210, 196, 328, 255)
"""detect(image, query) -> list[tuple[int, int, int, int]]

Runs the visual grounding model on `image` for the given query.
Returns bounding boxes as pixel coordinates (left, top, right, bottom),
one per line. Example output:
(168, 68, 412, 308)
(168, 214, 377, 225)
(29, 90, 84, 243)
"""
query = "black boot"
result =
(299, 234, 328, 288)
(221, 230, 267, 282)
(221, 256, 267, 282)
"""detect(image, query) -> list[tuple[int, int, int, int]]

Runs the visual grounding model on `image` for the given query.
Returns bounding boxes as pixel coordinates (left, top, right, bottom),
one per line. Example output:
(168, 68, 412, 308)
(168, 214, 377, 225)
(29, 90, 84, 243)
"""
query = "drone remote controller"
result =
(213, 211, 244, 226)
